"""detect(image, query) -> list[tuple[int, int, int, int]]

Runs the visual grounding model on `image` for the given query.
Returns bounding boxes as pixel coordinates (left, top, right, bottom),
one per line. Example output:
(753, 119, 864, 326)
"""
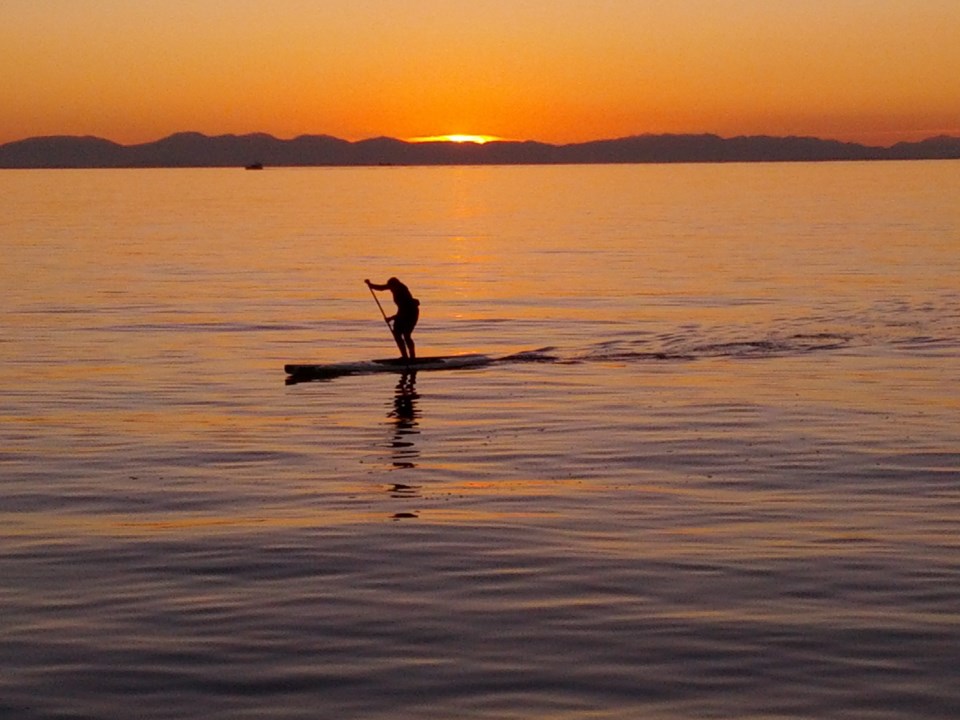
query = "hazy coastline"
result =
(2, 131, 959, 168)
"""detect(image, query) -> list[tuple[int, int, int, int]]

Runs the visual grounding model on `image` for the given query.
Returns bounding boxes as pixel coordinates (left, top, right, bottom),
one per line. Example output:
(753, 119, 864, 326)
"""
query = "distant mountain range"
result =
(2, 131, 959, 168)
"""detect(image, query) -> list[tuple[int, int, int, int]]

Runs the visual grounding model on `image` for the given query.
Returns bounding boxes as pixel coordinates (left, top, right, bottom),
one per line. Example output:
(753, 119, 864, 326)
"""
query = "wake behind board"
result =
(285, 353, 492, 381)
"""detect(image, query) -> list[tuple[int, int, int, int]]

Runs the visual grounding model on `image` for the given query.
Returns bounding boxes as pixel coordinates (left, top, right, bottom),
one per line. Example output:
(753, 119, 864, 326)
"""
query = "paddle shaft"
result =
(368, 284, 393, 327)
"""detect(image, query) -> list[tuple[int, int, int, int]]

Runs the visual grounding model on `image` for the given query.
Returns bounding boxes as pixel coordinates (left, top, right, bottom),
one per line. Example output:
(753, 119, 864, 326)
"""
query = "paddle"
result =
(367, 281, 393, 332)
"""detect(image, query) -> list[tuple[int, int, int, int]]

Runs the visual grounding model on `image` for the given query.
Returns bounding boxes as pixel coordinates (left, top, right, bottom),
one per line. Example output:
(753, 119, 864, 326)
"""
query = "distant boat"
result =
(244, 162, 264, 170)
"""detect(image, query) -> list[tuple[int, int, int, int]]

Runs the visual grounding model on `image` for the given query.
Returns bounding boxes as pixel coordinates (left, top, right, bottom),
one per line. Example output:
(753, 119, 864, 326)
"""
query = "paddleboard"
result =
(285, 353, 492, 381)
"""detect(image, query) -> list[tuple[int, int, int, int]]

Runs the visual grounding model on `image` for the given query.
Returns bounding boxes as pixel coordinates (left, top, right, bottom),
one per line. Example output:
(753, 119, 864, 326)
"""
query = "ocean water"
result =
(1, 161, 958, 719)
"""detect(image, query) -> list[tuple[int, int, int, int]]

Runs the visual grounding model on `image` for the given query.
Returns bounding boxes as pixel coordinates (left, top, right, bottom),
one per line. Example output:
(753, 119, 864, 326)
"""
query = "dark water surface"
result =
(2, 162, 959, 718)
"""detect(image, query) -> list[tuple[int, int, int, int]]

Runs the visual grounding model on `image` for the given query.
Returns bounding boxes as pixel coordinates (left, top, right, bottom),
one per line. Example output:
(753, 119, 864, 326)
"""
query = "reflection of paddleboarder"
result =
(365, 277, 420, 360)
(388, 372, 420, 470)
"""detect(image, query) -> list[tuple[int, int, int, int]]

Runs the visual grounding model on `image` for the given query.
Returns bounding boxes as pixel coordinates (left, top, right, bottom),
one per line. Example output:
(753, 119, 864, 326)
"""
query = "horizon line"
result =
(4, 129, 960, 151)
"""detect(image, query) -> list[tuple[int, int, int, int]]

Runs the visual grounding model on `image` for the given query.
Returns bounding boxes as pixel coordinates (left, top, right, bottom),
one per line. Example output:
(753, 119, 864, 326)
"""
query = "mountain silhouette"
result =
(1, 132, 958, 168)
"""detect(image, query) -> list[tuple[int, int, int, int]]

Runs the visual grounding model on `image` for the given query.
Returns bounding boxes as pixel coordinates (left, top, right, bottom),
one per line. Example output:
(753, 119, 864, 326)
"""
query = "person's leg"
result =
(404, 307, 419, 360)
(392, 328, 408, 359)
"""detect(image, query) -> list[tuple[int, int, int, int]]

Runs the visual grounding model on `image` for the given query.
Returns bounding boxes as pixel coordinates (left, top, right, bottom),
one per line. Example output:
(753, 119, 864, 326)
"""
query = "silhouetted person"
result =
(365, 277, 420, 360)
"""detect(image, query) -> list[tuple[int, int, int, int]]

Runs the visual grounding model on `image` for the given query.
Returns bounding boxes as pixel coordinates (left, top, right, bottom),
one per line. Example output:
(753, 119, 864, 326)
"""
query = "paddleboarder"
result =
(365, 277, 420, 360)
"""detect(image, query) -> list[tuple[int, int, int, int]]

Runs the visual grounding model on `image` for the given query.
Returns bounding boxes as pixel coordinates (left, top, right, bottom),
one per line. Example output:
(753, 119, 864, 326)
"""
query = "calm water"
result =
(2, 162, 959, 719)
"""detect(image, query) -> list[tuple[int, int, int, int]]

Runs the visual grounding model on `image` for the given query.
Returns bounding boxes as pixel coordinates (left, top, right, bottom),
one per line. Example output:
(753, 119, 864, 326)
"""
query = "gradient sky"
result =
(3, 0, 959, 146)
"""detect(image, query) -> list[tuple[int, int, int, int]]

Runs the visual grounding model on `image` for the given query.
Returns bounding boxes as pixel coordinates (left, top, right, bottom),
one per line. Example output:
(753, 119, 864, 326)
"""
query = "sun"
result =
(409, 134, 501, 144)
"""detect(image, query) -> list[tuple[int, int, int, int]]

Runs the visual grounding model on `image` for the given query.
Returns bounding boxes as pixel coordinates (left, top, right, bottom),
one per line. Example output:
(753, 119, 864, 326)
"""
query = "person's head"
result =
(387, 277, 401, 289)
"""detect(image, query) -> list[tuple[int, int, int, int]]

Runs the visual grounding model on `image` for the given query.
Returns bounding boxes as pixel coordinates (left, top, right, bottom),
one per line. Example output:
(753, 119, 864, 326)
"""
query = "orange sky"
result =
(2, 0, 959, 146)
